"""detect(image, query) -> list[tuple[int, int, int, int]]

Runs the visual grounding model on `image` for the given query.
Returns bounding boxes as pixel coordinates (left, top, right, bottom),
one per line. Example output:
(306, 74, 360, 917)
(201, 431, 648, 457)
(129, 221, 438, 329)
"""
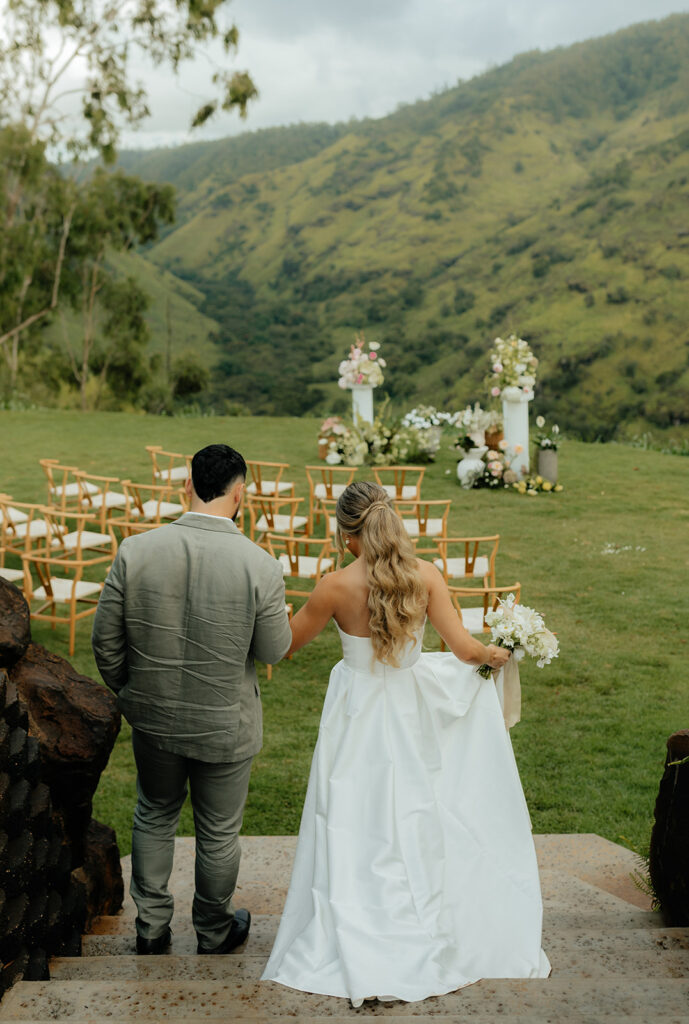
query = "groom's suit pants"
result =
(130, 728, 253, 948)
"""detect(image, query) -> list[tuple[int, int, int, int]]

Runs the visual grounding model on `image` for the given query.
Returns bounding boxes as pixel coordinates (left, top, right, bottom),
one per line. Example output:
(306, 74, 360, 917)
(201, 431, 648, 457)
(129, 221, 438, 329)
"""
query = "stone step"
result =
(49, 938, 689, 982)
(2, 978, 689, 1020)
(7, 1018, 689, 1024)
(82, 914, 278, 956)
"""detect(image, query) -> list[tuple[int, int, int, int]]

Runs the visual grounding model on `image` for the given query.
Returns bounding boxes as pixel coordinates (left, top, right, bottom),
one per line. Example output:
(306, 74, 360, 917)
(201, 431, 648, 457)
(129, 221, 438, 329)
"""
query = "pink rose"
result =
(493, 362, 503, 373)
(491, 387, 501, 397)
(369, 352, 377, 360)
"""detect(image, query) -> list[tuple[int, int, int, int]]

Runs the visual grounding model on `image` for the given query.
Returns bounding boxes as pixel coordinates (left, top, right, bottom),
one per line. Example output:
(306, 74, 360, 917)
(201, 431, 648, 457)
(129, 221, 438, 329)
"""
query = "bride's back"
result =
(330, 482, 427, 666)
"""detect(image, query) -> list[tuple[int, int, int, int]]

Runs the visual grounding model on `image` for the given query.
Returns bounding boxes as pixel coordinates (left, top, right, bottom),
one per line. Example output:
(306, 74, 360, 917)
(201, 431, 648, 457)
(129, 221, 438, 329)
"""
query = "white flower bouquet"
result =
(488, 334, 538, 396)
(477, 594, 559, 679)
(534, 415, 560, 450)
(338, 332, 385, 389)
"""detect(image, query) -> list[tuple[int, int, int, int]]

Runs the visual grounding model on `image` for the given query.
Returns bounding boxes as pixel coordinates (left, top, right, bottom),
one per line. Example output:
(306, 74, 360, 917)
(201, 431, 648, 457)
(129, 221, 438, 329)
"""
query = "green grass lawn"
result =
(1, 408, 687, 859)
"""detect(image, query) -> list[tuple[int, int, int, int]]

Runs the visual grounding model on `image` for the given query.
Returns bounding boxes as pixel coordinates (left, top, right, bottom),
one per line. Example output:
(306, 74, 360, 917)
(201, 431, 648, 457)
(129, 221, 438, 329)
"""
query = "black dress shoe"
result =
(197, 909, 251, 954)
(136, 926, 172, 955)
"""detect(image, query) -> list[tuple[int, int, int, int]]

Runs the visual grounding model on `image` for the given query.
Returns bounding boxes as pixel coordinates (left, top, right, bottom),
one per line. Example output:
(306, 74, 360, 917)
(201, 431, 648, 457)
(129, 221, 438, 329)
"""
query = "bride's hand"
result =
(486, 644, 511, 669)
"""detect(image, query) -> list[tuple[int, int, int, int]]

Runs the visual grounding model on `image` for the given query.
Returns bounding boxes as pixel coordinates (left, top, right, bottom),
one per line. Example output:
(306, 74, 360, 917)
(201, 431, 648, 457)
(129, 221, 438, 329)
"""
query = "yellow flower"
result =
(542, 481, 553, 491)
(554, 484, 563, 492)
(536, 475, 543, 485)
(516, 481, 527, 494)
(527, 489, 538, 496)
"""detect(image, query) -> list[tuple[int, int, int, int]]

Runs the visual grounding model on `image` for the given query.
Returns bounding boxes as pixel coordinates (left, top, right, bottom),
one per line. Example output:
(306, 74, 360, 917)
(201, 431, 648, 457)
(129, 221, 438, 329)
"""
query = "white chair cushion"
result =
(33, 577, 104, 602)
(0, 567, 24, 583)
(459, 606, 486, 634)
(314, 483, 348, 499)
(14, 519, 52, 539)
(327, 516, 338, 535)
(0, 506, 29, 525)
(61, 531, 112, 551)
(85, 491, 127, 510)
(279, 554, 334, 578)
(433, 555, 490, 579)
(51, 481, 98, 498)
(154, 466, 189, 482)
(403, 518, 445, 537)
(382, 484, 419, 500)
(255, 514, 307, 534)
(132, 500, 184, 519)
(247, 480, 294, 496)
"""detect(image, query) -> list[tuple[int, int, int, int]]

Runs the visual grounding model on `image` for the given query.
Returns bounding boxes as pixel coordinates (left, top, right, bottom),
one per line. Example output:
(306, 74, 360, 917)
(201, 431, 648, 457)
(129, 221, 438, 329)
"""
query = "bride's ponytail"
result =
(335, 481, 426, 666)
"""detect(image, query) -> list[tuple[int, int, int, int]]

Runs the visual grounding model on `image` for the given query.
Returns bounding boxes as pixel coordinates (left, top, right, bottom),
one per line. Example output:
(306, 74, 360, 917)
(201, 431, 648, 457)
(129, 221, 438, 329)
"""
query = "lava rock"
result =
(74, 819, 124, 929)
(0, 579, 30, 668)
(9, 643, 120, 860)
(650, 730, 689, 926)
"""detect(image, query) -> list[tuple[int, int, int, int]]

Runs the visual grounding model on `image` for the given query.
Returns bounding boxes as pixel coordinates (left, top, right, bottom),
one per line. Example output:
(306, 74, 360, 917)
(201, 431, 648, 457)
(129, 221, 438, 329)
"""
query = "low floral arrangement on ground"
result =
(488, 335, 538, 396)
(477, 594, 559, 679)
(512, 475, 563, 495)
(325, 401, 454, 466)
(534, 415, 560, 450)
(338, 332, 385, 389)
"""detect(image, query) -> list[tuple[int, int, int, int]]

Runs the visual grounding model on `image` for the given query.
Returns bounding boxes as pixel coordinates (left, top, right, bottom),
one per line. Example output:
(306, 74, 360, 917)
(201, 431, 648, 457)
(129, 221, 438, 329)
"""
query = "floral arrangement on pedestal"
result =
(338, 332, 385, 389)
(488, 335, 538, 397)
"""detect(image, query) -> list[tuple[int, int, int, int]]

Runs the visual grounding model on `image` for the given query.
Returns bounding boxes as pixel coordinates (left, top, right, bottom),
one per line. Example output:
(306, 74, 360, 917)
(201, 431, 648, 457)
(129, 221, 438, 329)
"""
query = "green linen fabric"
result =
(92, 512, 292, 762)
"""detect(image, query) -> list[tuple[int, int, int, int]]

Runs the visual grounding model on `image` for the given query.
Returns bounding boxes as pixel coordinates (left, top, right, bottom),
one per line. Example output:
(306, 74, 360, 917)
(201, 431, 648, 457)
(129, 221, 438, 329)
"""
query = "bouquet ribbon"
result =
(494, 651, 522, 730)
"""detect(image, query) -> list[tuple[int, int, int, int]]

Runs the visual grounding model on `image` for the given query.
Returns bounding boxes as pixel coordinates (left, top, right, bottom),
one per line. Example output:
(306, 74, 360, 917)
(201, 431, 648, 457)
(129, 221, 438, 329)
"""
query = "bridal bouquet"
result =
(477, 594, 559, 679)
(338, 332, 385, 389)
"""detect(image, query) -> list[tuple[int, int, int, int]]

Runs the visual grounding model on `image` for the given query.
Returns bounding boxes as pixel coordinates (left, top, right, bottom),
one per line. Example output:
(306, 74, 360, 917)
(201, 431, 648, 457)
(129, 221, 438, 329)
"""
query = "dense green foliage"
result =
(1, 409, 685, 855)
(113, 15, 689, 439)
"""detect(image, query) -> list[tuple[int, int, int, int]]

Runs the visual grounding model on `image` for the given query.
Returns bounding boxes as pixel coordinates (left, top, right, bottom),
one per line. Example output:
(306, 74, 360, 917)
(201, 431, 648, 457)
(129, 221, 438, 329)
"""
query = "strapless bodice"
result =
(335, 622, 423, 674)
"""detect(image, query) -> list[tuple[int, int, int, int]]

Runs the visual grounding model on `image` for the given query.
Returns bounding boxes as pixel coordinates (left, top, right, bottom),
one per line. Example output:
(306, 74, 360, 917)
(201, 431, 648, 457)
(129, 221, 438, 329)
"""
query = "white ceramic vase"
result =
(351, 385, 374, 425)
(456, 446, 487, 489)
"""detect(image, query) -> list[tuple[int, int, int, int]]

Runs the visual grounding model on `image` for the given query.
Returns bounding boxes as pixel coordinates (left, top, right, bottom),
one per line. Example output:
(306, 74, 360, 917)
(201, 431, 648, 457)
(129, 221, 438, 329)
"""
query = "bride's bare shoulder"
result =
(415, 557, 443, 583)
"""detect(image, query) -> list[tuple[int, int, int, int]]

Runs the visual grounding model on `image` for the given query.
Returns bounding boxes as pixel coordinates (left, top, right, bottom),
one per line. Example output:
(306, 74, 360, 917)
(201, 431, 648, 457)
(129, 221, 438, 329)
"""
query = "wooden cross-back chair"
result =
(39, 458, 99, 513)
(433, 535, 500, 587)
(75, 471, 127, 531)
(372, 465, 425, 501)
(304, 465, 355, 531)
(445, 582, 522, 639)
(43, 508, 117, 559)
(0, 496, 64, 559)
(246, 460, 295, 499)
(393, 499, 451, 557)
(115, 480, 186, 539)
(21, 548, 113, 655)
(146, 445, 192, 485)
(0, 494, 27, 584)
(318, 496, 339, 541)
(247, 495, 307, 547)
(265, 533, 335, 598)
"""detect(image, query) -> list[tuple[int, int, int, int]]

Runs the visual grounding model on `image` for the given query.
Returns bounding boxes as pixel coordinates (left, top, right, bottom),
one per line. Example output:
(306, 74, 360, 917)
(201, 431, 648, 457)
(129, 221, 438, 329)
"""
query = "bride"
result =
(262, 481, 551, 1005)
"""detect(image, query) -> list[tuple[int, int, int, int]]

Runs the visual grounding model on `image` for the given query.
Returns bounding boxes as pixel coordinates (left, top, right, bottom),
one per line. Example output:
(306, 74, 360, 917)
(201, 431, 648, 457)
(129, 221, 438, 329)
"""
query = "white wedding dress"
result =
(262, 624, 551, 1004)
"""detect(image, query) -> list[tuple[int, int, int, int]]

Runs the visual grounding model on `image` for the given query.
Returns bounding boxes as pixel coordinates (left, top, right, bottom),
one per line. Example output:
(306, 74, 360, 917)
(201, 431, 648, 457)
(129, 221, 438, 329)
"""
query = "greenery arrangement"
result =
(324, 399, 445, 466)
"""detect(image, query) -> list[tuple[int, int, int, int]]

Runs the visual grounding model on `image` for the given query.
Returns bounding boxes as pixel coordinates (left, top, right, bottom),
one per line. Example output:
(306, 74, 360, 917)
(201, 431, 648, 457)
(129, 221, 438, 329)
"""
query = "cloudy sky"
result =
(123, 0, 689, 150)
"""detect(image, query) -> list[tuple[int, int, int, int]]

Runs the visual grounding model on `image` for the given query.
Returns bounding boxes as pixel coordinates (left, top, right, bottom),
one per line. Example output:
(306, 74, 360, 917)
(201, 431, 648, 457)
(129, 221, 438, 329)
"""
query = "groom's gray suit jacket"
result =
(92, 512, 291, 763)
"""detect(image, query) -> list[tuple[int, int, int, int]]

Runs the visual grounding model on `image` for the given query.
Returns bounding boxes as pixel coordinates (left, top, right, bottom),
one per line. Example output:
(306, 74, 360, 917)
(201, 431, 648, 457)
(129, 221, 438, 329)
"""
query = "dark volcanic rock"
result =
(650, 730, 689, 926)
(9, 644, 120, 861)
(74, 820, 124, 928)
(0, 579, 30, 668)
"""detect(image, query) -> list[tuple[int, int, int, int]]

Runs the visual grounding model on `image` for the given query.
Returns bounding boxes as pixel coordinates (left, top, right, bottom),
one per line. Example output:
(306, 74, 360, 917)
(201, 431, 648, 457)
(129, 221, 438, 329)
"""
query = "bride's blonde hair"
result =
(336, 481, 426, 666)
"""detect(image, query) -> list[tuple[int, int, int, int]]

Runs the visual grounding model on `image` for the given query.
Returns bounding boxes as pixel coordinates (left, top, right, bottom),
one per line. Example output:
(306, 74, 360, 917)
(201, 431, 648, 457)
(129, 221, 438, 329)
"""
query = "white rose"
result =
(536, 416, 545, 428)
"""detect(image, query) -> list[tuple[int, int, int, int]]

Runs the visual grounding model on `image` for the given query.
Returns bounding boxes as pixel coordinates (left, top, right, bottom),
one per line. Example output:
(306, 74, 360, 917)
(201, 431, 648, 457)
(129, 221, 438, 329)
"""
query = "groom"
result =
(92, 443, 292, 955)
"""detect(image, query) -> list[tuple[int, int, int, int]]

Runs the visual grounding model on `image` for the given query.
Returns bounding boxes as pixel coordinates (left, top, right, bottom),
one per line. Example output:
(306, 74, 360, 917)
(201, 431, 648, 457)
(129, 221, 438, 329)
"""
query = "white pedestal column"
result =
(351, 385, 374, 425)
(501, 386, 533, 478)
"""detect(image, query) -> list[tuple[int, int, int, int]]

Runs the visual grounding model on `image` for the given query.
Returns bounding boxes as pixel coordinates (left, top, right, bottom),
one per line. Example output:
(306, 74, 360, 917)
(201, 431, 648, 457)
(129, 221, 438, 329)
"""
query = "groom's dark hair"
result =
(191, 444, 247, 503)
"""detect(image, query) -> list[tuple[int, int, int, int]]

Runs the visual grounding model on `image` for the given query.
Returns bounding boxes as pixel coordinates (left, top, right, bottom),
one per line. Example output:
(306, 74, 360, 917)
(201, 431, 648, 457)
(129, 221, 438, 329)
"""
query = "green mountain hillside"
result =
(125, 15, 689, 438)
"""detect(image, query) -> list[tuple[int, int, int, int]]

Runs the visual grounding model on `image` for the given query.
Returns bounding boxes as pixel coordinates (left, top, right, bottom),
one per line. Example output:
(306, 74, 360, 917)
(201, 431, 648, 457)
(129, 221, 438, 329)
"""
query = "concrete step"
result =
(49, 938, 689, 982)
(2, 978, 689, 1020)
(8, 1019, 689, 1024)
(82, 914, 278, 956)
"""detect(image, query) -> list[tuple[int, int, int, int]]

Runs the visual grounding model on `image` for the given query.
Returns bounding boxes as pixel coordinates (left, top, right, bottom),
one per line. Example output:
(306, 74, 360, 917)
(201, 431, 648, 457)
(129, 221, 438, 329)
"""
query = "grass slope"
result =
(1, 408, 686, 858)
(121, 15, 689, 437)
